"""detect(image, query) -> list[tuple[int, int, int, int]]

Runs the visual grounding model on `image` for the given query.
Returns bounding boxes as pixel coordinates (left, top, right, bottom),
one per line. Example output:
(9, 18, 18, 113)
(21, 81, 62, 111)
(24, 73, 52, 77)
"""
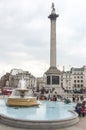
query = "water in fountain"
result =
(18, 77, 27, 89)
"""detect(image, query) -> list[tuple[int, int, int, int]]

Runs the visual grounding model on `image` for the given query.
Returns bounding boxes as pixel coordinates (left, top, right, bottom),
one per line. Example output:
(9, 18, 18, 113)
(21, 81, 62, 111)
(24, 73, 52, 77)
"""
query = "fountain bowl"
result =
(6, 77, 39, 107)
(7, 96, 39, 107)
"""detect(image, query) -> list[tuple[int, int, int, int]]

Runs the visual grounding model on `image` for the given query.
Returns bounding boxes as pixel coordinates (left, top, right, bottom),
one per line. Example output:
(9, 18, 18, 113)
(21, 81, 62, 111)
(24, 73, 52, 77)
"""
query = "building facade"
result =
(1, 69, 37, 90)
(1, 66, 86, 94)
(61, 66, 86, 92)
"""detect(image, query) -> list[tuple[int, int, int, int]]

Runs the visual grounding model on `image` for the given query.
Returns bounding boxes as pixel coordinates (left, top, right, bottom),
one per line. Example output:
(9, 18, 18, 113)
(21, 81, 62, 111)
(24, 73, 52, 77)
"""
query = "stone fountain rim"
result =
(0, 110, 78, 122)
(0, 110, 79, 129)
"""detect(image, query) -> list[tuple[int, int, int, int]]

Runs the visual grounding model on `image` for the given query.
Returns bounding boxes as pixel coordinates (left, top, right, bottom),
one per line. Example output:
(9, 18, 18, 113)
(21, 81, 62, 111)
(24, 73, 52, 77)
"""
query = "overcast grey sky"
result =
(0, 0, 86, 77)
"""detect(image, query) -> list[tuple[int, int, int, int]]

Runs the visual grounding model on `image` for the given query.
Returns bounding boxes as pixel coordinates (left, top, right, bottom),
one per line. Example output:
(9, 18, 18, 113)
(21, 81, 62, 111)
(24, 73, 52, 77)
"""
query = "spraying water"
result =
(18, 77, 26, 89)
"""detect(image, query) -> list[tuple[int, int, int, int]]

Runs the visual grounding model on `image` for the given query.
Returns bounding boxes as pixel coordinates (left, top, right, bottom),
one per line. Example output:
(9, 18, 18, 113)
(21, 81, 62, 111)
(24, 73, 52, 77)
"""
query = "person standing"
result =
(82, 105, 85, 117)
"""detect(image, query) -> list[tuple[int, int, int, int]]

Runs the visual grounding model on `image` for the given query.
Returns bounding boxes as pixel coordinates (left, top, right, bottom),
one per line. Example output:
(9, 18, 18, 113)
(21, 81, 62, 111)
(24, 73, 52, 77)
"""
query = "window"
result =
(81, 72, 83, 75)
(74, 84, 76, 87)
(77, 80, 79, 82)
(81, 84, 83, 87)
(52, 76, 59, 84)
(78, 84, 80, 87)
(47, 76, 50, 84)
(74, 80, 76, 83)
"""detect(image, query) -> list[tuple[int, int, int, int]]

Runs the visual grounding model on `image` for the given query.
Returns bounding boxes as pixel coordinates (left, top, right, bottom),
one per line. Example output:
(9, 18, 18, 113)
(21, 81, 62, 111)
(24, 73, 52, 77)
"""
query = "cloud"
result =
(0, 0, 86, 77)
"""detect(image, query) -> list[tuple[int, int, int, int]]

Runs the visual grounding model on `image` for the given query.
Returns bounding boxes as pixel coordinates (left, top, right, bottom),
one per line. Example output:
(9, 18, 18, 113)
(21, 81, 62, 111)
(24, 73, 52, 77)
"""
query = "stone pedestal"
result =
(45, 67, 62, 94)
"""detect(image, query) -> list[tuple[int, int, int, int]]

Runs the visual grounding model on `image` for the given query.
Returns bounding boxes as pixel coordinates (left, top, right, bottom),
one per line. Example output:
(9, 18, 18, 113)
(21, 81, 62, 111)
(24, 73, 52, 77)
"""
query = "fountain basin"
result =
(7, 96, 39, 107)
(0, 99, 79, 129)
(0, 112, 79, 129)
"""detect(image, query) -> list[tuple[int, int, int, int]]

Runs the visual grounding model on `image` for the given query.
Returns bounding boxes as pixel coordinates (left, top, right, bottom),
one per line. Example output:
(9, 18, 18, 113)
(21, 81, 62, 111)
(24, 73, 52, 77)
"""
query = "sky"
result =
(0, 0, 86, 77)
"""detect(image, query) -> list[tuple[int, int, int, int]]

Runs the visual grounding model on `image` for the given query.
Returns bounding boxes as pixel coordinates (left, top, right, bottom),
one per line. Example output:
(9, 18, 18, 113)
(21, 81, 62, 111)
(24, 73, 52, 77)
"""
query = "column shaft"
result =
(50, 19, 56, 67)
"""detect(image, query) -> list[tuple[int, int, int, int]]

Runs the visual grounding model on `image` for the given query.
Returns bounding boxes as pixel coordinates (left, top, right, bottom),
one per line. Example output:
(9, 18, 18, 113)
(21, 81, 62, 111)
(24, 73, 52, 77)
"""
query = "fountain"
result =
(6, 77, 39, 107)
(0, 77, 79, 129)
(0, 99, 79, 129)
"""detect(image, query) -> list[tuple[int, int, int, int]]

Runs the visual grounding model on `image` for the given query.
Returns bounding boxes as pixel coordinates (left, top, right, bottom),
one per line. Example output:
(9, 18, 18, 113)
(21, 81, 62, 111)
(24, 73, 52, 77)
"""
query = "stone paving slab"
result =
(0, 117, 86, 130)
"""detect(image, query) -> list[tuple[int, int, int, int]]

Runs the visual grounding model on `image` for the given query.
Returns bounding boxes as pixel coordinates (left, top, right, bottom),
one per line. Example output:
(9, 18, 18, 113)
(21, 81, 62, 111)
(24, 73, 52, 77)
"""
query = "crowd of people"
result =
(37, 94, 61, 101)
(73, 94, 86, 117)
(75, 101, 86, 117)
(72, 94, 84, 102)
(37, 92, 86, 117)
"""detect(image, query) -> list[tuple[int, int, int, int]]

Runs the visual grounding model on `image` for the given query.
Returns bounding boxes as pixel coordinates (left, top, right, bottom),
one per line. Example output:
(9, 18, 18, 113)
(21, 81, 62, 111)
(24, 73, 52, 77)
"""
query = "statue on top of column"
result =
(51, 2, 55, 14)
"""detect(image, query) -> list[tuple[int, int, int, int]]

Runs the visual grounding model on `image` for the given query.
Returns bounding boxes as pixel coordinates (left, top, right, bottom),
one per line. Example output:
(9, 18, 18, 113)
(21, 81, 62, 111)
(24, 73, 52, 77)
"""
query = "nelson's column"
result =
(45, 3, 62, 94)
